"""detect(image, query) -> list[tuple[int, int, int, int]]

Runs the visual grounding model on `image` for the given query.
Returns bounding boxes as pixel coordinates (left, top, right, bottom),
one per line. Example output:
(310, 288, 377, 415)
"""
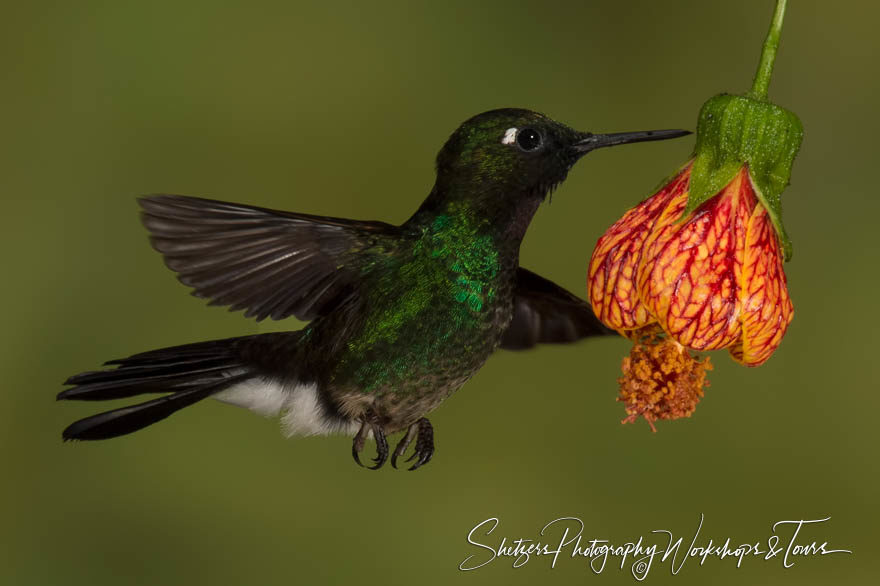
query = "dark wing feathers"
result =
(500, 268, 615, 350)
(139, 195, 398, 322)
(140, 196, 611, 347)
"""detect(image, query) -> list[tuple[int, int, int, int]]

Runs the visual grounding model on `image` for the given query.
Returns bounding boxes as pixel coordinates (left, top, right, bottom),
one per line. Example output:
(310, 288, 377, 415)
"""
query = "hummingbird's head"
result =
(423, 108, 689, 237)
(434, 109, 584, 201)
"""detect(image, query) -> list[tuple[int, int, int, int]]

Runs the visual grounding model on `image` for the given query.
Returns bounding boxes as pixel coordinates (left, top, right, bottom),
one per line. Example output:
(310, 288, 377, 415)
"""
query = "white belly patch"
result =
(213, 377, 358, 437)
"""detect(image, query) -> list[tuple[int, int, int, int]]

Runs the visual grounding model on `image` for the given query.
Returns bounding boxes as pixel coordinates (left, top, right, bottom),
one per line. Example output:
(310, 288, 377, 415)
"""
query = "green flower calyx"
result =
(686, 0, 802, 261)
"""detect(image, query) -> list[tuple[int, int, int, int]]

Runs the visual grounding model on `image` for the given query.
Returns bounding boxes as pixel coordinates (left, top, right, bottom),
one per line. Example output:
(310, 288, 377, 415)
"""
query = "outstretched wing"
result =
(139, 195, 398, 322)
(500, 268, 615, 350)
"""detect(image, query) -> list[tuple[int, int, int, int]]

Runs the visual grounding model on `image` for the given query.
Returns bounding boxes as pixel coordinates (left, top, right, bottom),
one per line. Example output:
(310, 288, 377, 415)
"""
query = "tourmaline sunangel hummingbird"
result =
(59, 109, 689, 470)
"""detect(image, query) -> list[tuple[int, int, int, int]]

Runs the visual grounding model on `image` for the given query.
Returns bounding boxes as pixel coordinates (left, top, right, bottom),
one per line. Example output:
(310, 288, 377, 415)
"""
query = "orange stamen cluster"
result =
(618, 328, 713, 431)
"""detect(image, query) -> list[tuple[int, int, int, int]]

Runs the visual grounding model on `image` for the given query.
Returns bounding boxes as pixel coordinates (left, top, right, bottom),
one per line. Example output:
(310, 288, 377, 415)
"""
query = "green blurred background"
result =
(2, 0, 876, 584)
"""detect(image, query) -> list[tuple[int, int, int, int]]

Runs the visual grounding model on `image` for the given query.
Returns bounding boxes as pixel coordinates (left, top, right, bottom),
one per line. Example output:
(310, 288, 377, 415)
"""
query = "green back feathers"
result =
(343, 202, 502, 392)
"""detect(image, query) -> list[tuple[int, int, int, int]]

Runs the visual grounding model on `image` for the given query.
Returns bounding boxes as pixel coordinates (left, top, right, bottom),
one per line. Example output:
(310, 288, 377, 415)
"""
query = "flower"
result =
(588, 161, 793, 366)
(586, 0, 803, 428)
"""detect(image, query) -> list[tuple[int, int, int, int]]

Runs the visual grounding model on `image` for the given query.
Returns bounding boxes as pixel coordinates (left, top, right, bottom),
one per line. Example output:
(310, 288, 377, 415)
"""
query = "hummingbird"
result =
(59, 109, 689, 470)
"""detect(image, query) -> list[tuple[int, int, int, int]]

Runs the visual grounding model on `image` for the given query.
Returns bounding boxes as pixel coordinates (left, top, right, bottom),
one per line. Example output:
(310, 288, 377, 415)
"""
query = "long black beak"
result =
(573, 129, 691, 153)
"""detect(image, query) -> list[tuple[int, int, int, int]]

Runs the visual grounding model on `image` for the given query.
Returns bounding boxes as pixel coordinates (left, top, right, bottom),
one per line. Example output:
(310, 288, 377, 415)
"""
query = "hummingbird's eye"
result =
(516, 128, 543, 152)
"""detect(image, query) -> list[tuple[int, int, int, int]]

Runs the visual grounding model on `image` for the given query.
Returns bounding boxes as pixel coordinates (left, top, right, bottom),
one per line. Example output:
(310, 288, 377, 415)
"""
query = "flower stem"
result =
(748, 0, 788, 101)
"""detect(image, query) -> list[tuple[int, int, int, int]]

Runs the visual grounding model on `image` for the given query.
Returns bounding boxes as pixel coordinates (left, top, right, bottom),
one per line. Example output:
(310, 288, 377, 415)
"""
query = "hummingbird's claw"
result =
(352, 421, 368, 468)
(351, 417, 388, 470)
(369, 422, 388, 470)
(401, 417, 434, 471)
(391, 422, 419, 469)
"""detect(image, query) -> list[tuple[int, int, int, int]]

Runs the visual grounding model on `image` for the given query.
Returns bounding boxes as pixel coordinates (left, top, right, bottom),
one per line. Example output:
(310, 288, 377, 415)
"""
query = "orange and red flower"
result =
(588, 162, 792, 367)
(587, 0, 803, 429)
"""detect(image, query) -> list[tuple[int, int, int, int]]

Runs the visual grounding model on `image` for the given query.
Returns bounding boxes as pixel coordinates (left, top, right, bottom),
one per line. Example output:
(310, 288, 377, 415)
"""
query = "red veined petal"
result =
(587, 166, 690, 330)
(729, 194, 794, 366)
(638, 167, 755, 351)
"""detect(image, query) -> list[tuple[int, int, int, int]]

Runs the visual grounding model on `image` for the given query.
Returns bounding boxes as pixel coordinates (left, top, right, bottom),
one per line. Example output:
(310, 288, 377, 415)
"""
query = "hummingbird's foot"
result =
(391, 422, 417, 469)
(351, 417, 388, 470)
(391, 417, 434, 471)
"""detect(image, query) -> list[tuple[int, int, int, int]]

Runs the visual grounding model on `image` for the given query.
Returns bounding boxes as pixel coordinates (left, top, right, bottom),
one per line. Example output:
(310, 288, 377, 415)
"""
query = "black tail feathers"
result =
(60, 337, 251, 441)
